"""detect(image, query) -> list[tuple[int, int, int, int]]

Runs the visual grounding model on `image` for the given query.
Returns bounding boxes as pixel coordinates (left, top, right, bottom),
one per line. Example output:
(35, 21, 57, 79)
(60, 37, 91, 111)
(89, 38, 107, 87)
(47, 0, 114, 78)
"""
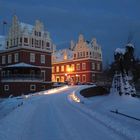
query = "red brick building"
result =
(0, 15, 52, 97)
(52, 34, 102, 84)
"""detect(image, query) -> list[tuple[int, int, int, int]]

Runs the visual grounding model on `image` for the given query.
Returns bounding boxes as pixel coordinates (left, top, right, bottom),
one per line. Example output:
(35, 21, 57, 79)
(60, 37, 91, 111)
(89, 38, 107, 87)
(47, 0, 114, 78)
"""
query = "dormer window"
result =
(24, 38, 28, 43)
(34, 31, 37, 36)
(7, 41, 9, 47)
(20, 37, 22, 43)
(39, 32, 41, 37)
(46, 42, 50, 47)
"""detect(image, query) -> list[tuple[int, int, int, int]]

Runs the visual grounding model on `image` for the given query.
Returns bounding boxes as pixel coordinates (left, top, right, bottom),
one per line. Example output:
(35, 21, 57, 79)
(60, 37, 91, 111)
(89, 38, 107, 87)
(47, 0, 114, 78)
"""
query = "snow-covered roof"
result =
(115, 48, 126, 55)
(5, 63, 39, 68)
(0, 35, 6, 51)
(54, 49, 73, 62)
(126, 43, 134, 48)
(19, 22, 34, 34)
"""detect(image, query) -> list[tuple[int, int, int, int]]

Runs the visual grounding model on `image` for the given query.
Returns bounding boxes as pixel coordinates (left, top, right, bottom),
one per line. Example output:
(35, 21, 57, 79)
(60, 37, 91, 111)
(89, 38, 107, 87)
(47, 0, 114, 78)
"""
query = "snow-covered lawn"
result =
(0, 85, 140, 140)
(69, 85, 140, 140)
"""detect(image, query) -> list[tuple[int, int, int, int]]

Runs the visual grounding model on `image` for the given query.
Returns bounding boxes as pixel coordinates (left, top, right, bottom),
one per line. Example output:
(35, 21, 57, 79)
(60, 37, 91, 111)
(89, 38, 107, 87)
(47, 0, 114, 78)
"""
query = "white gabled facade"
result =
(6, 15, 52, 52)
(52, 34, 102, 84)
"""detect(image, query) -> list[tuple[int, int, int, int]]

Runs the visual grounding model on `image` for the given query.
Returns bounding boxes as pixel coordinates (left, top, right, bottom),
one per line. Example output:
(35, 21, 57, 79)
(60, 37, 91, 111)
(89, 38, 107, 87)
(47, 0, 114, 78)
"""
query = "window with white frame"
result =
(61, 65, 64, 72)
(66, 65, 69, 72)
(76, 64, 80, 70)
(4, 85, 9, 91)
(97, 63, 100, 70)
(8, 54, 12, 63)
(82, 75, 86, 82)
(2, 56, 6, 64)
(71, 64, 75, 71)
(52, 67, 54, 73)
(30, 53, 35, 62)
(56, 66, 59, 72)
(41, 54, 45, 64)
(30, 84, 36, 91)
(76, 75, 80, 82)
(82, 63, 86, 70)
(92, 63, 95, 70)
(14, 53, 19, 62)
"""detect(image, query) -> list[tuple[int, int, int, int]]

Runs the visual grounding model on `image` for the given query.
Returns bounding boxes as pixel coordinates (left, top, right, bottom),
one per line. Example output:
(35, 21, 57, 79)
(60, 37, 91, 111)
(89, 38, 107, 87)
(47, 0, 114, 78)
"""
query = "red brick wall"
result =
(52, 59, 102, 83)
(1, 82, 52, 97)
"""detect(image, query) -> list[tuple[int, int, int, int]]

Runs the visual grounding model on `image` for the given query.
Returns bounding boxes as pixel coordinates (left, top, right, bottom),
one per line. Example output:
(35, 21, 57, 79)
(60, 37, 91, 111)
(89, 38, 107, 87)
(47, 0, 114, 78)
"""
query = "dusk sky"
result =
(0, 0, 140, 65)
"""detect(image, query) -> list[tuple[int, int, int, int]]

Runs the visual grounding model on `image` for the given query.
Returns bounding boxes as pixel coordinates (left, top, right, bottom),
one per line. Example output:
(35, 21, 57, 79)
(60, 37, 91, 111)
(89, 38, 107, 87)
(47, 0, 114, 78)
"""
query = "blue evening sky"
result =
(0, 0, 140, 65)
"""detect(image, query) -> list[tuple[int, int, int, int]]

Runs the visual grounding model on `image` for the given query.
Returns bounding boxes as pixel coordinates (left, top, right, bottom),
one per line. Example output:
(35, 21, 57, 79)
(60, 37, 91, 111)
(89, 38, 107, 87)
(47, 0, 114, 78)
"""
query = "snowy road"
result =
(0, 86, 128, 140)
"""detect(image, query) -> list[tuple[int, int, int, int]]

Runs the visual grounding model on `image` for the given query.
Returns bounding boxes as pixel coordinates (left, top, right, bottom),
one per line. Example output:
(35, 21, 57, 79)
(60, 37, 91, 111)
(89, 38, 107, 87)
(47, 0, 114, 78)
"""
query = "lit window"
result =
(30, 53, 35, 63)
(2, 56, 6, 64)
(8, 54, 12, 63)
(30, 84, 36, 91)
(56, 66, 59, 72)
(76, 64, 80, 70)
(14, 53, 19, 62)
(61, 76, 64, 82)
(4, 85, 9, 91)
(41, 55, 45, 64)
(92, 63, 95, 70)
(82, 63, 86, 70)
(71, 64, 75, 71)
(52, 67, 54, 73)
(66, 65, 69, 72)
(61, 65, 64, 72)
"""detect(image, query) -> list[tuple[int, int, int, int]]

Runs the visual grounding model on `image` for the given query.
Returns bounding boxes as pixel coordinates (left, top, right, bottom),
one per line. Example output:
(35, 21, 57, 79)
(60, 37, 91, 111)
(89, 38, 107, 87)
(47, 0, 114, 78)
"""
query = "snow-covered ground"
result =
(0, 85, 140, 140)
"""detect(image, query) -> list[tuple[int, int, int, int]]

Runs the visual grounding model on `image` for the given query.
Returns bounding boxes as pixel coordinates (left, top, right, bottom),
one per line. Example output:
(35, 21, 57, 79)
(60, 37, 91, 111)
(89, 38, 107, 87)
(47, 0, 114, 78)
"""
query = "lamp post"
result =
(65, 66, 74, 85)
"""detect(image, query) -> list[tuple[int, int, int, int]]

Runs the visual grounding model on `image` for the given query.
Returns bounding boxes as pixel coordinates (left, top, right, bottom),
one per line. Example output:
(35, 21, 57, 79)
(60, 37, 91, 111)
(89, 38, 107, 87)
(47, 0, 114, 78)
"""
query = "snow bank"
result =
(68, 85, 140, 140)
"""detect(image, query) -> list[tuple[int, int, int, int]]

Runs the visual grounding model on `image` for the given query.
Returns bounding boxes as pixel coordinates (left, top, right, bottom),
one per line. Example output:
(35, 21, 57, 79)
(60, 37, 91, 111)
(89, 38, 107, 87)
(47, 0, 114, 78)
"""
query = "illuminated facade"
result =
(0, 15, 52, 97)
(52, 34, 102, 84)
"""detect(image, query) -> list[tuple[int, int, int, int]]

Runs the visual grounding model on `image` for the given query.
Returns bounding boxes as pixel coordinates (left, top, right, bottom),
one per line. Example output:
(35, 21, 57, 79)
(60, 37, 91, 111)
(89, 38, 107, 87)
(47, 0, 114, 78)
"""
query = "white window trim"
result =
(2, 56, 6, 64)
(76, 64, 80, 70)
(56, 66, 59, 72)
(82, 63, 86, 70)
(41, 70, 46, 81)
(41, 54, 45, 64)
(4, 85, 9, 91)
(82, 75, 86, 82)
(61, 65, 64, 72)
(8, 54, 12, 64)
(30, 84, 36, 91)
(92, 63, 95, 70)
(30, 53, 35, 63)
(71, 64, 75, 71)
(52, 67, 54, 73)
(14, 53, 19, 62)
